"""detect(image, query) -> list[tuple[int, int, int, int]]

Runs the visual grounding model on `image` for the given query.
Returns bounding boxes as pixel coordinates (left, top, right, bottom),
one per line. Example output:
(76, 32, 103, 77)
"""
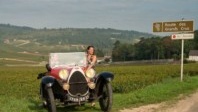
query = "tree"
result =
(111, 30, 198, 62)
(96, 49, 104, 57)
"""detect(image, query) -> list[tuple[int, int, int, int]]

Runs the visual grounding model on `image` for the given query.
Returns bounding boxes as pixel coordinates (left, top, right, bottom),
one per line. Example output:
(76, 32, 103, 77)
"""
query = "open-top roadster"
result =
(37, 52, 114, 112)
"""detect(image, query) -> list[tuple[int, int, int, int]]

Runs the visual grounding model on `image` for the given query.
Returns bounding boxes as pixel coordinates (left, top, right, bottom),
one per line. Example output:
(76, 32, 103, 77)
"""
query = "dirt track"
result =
(120, 91, 198, 112)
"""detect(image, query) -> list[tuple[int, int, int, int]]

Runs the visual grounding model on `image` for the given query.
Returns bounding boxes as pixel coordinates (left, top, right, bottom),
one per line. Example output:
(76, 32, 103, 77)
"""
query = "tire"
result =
(46, 87, 56, 112)
(99, 82, 113, 112)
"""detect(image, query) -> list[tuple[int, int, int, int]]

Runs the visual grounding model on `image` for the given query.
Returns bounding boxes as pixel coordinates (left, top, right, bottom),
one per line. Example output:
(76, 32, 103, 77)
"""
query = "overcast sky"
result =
(0, 0, 197, 34)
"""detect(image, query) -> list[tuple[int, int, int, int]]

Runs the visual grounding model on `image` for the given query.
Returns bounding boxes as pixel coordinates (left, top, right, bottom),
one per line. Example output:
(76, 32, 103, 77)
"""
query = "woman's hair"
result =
(86, 45, 95, 54)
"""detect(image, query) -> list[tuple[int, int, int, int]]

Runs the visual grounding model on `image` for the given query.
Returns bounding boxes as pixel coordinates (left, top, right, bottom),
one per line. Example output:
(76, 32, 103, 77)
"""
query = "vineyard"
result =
(0, 63, 198, 112)
(96, 63, 198, 93)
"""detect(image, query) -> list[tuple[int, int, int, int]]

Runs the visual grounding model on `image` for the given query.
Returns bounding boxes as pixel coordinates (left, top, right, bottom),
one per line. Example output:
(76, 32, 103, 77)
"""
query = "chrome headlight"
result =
(63, 83, 69, 90)
(59, 69, 69, 80)
(86, 68, 95, 78)
(88, 82, 95, 89)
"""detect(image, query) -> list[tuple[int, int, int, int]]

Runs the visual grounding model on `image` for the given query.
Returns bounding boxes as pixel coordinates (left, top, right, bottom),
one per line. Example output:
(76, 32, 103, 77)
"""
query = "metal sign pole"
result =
(181, 39, 184, 82)
(180, 18, 184, 82)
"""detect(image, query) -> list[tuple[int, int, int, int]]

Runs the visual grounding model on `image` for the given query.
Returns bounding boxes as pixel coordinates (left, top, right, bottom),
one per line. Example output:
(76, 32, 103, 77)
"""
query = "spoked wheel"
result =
(46, 87, 56, 112)
(99, 82, 113, 112)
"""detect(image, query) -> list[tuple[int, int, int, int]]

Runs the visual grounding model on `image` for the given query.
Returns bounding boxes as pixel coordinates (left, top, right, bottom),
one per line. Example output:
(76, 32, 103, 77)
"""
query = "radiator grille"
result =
(68, 71, 88, 96)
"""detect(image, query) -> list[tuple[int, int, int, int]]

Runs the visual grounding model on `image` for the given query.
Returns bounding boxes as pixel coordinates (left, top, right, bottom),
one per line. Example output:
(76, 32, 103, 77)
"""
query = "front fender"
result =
(40, 76, 56, 99)
(95, 72, 114, 83)
(41, 76, 56, 87)
(94, 72, 114, 97)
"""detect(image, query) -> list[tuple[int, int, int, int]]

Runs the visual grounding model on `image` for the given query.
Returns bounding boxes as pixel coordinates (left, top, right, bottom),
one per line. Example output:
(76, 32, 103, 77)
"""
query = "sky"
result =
(0, 0, 197, 35)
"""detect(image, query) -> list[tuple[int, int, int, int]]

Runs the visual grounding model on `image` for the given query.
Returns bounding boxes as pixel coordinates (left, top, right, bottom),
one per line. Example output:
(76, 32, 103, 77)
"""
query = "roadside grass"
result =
(113, 76, 198, 111)
(0, 65, 198, 112)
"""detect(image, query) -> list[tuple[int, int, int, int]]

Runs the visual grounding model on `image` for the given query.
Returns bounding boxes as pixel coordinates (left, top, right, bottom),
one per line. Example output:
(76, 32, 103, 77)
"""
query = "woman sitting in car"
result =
(86, 45, 97, 70)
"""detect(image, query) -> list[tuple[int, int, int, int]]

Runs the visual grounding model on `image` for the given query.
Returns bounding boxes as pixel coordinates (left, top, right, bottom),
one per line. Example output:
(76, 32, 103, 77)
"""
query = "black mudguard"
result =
(94, 72, 114, 97)
(95, 72, 114, 83)
(40, 76, 56, 98)
(41, 76, 56, 86)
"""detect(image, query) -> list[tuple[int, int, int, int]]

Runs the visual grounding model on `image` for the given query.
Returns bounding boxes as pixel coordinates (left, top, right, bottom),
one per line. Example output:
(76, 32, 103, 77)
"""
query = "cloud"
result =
(0, 0, 197, 33)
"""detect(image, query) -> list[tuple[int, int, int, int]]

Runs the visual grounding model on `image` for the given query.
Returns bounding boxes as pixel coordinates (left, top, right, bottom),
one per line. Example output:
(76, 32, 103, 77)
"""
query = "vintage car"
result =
(37, 52, 114, 112)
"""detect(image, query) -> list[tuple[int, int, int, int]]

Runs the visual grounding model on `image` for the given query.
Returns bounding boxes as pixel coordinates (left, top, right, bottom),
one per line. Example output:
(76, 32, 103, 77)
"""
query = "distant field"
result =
(0, 63, 198, 112)
(0, 42, 85, 64)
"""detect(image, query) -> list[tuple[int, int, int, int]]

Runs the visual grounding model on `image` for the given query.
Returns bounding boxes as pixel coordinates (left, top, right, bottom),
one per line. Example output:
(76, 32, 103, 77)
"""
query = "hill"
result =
(0, 24, 155, 65)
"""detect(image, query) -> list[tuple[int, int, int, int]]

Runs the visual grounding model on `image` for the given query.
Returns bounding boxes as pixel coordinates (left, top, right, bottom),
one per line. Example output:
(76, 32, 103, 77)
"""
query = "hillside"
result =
(0, 24, 155, 65)
(0, 24, 154, 50)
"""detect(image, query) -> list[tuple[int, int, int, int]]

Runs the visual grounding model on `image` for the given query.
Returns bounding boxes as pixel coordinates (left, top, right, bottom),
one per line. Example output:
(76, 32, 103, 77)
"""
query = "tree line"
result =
(112, 30, 198, 61)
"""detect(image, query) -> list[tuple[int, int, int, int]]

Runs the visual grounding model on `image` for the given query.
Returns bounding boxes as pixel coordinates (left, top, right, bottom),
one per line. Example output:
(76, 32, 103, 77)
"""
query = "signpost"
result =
(153, 20, 194, 81)
(171, 33, 194, 81)
(153, 20, 193, 32)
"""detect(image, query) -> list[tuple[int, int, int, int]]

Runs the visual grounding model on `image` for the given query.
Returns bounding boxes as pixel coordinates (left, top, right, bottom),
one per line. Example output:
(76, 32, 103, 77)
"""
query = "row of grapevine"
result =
(96, 64, 198, 93)
(0, 63, 197, 97)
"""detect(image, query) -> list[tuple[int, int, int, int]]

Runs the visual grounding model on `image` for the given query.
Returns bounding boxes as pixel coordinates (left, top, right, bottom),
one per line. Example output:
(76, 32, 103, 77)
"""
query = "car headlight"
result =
(88, 82, 95, 89)
(59, 69, 69, 80)
(86, 68, 95, 78)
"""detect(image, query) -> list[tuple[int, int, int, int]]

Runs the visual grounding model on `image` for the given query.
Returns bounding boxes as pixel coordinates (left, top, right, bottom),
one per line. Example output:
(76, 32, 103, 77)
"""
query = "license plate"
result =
(69, 95, 89, 102)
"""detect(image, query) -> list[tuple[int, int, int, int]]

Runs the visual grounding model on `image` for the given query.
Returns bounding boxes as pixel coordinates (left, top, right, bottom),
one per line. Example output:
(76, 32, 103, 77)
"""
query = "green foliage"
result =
(95, 49, 104, 57)
(96, 63, 198, 93)
(112, 40, 135, 61)
(112, 30, 198, 61)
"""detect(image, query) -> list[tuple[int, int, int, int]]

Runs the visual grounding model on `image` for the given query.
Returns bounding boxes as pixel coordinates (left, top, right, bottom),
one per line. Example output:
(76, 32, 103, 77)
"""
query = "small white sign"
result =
(171, 33, 194, 40)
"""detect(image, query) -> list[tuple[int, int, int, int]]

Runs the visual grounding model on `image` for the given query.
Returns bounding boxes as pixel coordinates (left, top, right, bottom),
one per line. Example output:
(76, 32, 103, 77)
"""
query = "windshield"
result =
(49, 52, 86, 68)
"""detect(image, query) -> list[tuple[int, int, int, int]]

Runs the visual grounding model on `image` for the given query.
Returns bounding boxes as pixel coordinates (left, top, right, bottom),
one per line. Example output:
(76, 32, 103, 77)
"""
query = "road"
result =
(120, 91, 198, 112)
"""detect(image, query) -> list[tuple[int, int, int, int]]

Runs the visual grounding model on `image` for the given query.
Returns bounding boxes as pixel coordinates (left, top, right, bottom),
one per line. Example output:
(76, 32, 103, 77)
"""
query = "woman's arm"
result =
(87, 55, 97, 70)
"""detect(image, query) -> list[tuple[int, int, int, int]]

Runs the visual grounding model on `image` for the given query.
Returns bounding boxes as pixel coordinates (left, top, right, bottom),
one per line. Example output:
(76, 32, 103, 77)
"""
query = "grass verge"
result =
(112, 76, 198, 111)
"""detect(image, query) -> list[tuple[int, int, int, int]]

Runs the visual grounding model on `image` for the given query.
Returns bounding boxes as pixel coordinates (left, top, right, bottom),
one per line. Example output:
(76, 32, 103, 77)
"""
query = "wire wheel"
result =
(99, 82, 113, 112)
(46, 87, 56, 112)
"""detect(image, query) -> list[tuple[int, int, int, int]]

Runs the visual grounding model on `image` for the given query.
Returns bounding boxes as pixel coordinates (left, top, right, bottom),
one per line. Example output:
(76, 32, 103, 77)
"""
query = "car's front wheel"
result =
(46, 87, 56, 112)
(99, 82, 113, 112)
